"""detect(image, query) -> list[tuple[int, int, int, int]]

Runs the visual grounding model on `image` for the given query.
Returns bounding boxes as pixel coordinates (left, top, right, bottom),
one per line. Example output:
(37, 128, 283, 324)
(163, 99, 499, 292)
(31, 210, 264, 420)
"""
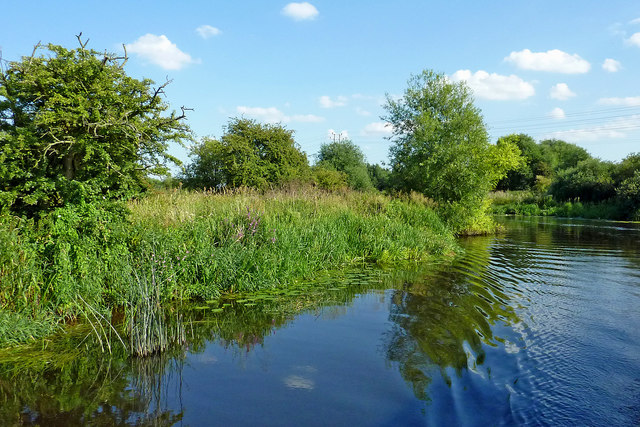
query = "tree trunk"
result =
(64, 154, 75, 180)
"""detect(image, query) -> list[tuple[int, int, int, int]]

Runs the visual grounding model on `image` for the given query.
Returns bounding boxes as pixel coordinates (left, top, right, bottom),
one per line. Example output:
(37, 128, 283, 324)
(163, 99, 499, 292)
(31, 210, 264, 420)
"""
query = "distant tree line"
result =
(494, 134, 640, 218)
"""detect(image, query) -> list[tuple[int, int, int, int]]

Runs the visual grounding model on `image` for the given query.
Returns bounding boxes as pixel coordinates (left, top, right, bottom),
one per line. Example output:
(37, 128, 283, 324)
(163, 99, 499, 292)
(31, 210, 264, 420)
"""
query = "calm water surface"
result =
(2, 217, 639, 426)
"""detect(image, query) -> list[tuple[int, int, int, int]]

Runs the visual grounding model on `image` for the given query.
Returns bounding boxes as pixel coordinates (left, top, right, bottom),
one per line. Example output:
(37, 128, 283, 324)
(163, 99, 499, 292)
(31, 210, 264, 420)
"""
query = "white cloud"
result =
(450, 70, 535, 100)
(631, 18, 640, 25)
(236, 106, 324, 123)
(550, 83, 576, 100)
(282, 2, 319, 21)
(319, 95, 347, 108)
(598, 96, 640, 106)
(362, 122, 393, 137)
(627, 32, 640, 47)
(196, 25, 221, 39)
(327, 129, 349, 140)
(602, 58, 622, 72)
(544, 115, 640, 142)
(127, 34, 196, 70)
(505, 49, 591, 73)
(549, 107, 566, 120)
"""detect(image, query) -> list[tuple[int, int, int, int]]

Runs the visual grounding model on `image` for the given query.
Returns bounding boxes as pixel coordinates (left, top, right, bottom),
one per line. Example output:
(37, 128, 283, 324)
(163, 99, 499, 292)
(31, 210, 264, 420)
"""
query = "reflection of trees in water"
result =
(383, 236, 521, 400)
(0, 335, 185, 426)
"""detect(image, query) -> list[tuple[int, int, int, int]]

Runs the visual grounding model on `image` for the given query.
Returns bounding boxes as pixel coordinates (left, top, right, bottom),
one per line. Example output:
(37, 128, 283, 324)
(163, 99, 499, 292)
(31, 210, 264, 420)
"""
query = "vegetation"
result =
(0, 37, 190, 218)
(316, 139, 374, 191)
(383, 70, 522, 233)
(181, 118, 309, 190)
(1, 34, 636, 357)
(492, 133, 640, 220)
(0, 188, 458, 348)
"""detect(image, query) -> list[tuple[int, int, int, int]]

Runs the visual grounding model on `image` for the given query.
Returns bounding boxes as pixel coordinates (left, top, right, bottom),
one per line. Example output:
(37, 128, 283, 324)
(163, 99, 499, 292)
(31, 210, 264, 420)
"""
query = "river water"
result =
(1, 217, 639, 426)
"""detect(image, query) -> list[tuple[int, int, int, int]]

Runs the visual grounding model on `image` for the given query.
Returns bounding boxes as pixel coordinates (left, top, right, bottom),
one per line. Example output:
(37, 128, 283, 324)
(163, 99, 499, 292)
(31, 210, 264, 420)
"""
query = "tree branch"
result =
(76, 32, 89, 50)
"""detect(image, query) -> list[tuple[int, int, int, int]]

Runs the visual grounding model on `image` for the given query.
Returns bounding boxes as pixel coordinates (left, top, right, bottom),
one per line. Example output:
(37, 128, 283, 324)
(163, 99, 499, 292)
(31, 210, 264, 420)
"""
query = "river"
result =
(1, 217, 639, 426)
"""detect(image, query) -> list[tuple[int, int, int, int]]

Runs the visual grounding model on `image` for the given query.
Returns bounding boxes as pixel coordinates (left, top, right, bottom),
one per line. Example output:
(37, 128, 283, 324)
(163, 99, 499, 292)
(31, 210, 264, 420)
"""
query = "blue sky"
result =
(2, 1, 639, 169)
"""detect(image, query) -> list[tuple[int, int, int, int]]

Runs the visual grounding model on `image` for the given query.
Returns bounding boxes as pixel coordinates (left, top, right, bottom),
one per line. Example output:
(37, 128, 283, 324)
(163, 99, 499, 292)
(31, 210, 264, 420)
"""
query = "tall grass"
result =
(0, 188, 458, 348)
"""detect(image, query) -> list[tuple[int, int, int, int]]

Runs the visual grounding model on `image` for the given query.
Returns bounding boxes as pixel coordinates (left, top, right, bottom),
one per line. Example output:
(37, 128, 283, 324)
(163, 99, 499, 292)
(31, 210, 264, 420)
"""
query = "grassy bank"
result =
(489, 190, 639, 221)
(0, 188, 458, 348)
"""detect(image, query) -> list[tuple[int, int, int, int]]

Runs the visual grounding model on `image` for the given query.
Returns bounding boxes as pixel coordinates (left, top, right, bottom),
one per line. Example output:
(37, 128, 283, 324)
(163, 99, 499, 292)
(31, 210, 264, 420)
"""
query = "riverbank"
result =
(0, 188, 459, 348)
(489, 190, 639, 221)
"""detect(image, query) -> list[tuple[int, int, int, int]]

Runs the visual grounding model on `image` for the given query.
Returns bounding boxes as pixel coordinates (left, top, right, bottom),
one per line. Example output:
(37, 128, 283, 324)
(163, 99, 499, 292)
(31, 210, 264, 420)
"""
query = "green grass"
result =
(0, 188, 458, 348)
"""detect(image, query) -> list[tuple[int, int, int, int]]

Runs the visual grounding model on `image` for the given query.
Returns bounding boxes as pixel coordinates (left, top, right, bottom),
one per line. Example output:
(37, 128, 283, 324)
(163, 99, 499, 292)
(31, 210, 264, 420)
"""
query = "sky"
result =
(2, 1, 639, 169)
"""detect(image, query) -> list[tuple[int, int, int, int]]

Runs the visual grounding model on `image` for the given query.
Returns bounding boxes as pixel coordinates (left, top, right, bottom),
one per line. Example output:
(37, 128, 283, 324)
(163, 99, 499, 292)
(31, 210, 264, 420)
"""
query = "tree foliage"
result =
(549, 158, 615, 202)
(383, 69, 521, 232)
(495, 133, 551, 191)
(182, 118, 309, 190)
(0, 38, 190, 216)
(367, 163, 391, 192)
(540, 139, 590, 173)
(316, 140, 373, 191)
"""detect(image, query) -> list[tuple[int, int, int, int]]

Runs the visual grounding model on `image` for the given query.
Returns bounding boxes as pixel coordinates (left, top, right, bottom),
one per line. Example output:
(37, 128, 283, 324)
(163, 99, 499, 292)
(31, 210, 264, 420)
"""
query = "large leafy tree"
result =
(182, 118, 309, 190)
(316, 139, 374, 191)
(0, 37, 190, 216)
(383, 69, 520, 232)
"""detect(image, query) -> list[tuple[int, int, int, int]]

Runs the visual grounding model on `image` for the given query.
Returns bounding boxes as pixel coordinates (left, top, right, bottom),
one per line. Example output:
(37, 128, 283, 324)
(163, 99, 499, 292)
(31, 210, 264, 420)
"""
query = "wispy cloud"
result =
(355, 107, 371, 116)
(282, 2, 319, 21)
(505, 49, 590, 73)
(361, 122, 393, 137)
(127, 34, 197, 70)
(319, 95, 347, 108)
(236, 106, 324, 123)
(450, 70, 535, 100)
(196, 25, 221, 39)
(598, 96, 640, 106)
(544, 115, 640, 142)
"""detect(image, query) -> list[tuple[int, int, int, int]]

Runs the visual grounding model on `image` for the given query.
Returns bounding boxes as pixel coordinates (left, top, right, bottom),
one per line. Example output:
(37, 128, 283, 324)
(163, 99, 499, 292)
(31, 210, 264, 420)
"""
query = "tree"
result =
(182, 118, 309, 190)
(495, 134, 551, 191)
(616, 170, 640, 220)
(539, 139, 590, 173)
(613, 152, 640, 184)
(0, 37, 190, 216)
(383, 69, 521, 232)
(549, 158, 615, 202)
(367, 163, 391, 191)
(316, 139, 374, 191)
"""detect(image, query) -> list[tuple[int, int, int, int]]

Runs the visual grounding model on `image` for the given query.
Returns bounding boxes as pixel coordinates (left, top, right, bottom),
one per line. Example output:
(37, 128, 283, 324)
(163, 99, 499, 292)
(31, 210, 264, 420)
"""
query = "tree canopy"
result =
(0, 38, 190, 216)
(182, 118, 309, 190)
(539, 139, 590, 173)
